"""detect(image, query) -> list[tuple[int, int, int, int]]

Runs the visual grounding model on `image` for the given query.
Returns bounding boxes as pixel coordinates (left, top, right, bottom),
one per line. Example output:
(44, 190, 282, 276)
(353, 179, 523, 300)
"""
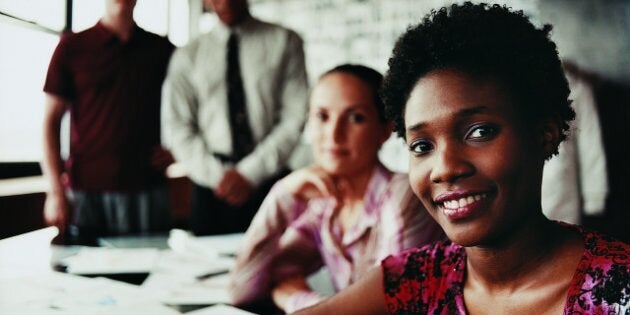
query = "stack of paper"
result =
(138, 230, 244, 306)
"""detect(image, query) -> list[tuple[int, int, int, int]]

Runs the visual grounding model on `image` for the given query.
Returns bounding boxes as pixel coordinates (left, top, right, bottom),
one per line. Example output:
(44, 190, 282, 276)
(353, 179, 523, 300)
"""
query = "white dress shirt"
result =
(162, 16, 309, 188)
(541, 68, 608, 223)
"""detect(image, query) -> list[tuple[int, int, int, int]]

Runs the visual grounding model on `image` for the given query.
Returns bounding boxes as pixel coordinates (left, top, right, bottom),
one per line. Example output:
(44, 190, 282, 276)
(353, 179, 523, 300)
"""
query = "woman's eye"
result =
(466, 124, 499, 141)
(348, 113, 365, 123)
(315, 112, 328, 122)
(409, 140, 434, 155)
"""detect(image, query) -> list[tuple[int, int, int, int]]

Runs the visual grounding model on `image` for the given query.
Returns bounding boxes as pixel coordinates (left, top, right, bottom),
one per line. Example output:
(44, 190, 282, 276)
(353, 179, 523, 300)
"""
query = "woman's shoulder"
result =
(381, 241, 466, 314)
(561, 222, 629, 264)
(562, 222, 629, 313)
(382, 240, 464, 278)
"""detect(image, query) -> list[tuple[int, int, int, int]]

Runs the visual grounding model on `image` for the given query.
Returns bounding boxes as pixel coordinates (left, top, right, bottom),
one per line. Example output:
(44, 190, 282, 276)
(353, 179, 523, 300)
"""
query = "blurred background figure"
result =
(541, 60, 608, 224)
(229, 64, 444, 313)
(161, 0, 308, 235)
(41, 0, 175, 242)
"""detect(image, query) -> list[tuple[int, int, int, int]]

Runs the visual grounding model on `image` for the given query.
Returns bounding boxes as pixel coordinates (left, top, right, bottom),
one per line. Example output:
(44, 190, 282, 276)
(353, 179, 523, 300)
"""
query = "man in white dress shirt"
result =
(162, 0, 308, 235)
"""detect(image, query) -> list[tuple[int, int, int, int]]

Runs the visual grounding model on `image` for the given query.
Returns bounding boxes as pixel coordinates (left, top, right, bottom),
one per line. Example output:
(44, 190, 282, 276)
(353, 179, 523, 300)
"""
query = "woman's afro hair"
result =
(382, 1, 575, 151)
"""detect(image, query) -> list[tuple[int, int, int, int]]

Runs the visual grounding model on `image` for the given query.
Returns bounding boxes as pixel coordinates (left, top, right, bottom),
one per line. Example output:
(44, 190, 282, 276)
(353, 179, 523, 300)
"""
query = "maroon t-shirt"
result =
(44, 22, 174, 191)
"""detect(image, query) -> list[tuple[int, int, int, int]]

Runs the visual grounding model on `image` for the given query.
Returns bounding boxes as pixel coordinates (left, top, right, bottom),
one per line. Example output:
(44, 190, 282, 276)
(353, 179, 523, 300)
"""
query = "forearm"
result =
(42, 126, 64, 192)
(161, 69, 224, 188)
(229, 186, 298, 304)
(166, 127, 224, 188)
(272, 276, 325, 313)
(41, 95, 67, 193)
(293, 268, 386, 315)
(237, 114, 305, 186)
(238, 33, 308, 185)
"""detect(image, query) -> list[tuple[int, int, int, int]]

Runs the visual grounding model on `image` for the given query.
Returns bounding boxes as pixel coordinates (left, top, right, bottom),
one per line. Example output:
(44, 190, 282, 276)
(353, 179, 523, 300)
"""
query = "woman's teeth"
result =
(442, 193, 488, 209)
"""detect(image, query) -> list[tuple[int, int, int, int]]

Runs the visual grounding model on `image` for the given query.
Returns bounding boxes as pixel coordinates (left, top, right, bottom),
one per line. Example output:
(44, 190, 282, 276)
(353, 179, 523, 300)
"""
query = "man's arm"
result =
(41, 93, 70, 230)
(229, 183, 320, 306)
(236, 30, 309, 186)
(161, 47, 226, 189)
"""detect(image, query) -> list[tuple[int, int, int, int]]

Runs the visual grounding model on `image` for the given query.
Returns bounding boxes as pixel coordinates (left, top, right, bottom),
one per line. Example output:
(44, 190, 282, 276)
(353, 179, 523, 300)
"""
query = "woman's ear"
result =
(541, 119, 562, 160)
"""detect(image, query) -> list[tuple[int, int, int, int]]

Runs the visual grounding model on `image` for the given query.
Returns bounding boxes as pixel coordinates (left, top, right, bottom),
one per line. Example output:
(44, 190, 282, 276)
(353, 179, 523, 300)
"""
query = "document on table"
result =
(168, 229, 244, 257)
(0, 226, 58, 279)
(0, 271, 180, 315)
(141, 270, 232, 305)
(141, 247, 236, 305)
(152, 249, 235, 277)
(186, 304, 257, 315)
(61, 247, 161, 274)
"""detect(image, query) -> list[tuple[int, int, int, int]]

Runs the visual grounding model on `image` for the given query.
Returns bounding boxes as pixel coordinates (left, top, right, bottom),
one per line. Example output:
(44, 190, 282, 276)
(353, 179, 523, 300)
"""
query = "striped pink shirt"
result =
(229, 164, 445, 311)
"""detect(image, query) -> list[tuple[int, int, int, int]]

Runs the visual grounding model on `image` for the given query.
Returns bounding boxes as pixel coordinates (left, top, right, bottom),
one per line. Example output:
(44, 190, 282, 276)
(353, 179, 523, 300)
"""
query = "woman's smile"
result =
(434, 190, 493, 220)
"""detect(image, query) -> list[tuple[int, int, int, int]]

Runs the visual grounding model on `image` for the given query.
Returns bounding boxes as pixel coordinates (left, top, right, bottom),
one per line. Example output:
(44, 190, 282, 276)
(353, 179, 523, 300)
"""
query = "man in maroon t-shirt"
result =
(42, 0, 174, 240)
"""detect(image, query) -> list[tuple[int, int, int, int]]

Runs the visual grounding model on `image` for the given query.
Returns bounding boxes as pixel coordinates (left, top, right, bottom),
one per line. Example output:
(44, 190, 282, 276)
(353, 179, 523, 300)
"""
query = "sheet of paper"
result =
(0, 226, 58, 279)
(168, 229, 244, 257)
(0, 272, 180, 315)
(186, 304, 257, 315)
(141, 271, 232, 305)
(194, 233, 245, 256)
(61, 247, 161, 274)
(152, 249, 235, 277)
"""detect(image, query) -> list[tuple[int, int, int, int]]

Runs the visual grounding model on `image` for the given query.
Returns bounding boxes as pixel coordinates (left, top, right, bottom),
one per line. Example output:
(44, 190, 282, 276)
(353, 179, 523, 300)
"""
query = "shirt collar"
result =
(340, 163, 393, 245)
(215, 15, 258, 41)
(93, 20, 141, 45)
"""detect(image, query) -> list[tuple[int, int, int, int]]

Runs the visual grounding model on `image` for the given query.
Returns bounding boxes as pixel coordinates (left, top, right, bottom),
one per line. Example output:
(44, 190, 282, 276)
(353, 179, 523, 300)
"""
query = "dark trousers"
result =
(189, 170, 288, 236)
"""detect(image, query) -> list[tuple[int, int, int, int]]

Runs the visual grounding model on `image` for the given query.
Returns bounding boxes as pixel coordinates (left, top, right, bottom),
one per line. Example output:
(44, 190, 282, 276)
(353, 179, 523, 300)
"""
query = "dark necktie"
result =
(227, 33, 254, 161)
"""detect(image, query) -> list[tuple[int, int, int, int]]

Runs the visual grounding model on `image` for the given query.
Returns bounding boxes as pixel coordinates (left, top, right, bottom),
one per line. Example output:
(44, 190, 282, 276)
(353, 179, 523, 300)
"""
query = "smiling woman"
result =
(294, 3, 629, 315)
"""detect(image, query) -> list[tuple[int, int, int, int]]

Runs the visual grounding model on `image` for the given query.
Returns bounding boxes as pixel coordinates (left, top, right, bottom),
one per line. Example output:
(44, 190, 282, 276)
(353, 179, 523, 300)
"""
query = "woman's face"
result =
(404, 69, 547, 246)
(309, 72, 391, 177)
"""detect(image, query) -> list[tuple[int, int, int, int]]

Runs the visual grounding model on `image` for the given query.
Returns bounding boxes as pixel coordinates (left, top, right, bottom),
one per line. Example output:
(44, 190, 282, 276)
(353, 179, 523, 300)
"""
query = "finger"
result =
(309, 171, 338, 197)
(308, 180, 332, 198)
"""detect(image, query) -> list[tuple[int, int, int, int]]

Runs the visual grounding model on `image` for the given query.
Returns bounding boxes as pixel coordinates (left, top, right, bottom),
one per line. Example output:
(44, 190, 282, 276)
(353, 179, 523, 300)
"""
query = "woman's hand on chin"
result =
(282, 165, 342, 202)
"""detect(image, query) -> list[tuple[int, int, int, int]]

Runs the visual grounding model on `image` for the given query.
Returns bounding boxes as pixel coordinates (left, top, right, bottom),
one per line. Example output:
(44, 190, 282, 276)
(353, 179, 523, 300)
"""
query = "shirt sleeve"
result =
(43, 33, 73, 99)
(228, 181, 318, 305)
(236, 30, 309, 186)
(571, 74, 608, 215)
(161, 46, 226, 188)
(378, 174, 445, 260)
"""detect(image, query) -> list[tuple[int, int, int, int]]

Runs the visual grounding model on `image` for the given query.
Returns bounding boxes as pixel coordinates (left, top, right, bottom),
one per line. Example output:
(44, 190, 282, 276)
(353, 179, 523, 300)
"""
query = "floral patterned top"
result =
(382, 223, 629, 314)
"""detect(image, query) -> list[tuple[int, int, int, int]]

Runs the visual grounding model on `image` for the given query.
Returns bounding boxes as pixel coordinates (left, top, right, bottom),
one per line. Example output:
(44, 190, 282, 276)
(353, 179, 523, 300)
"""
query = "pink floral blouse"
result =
(382, 223, 629, 314)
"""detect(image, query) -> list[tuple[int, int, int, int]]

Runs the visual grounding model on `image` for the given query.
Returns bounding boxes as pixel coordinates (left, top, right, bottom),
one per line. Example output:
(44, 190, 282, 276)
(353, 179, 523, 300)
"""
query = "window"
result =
(0, 0, 189, 162)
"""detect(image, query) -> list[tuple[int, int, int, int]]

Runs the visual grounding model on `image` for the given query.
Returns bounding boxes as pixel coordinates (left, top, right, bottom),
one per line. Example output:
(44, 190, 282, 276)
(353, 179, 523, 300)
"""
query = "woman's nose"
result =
(329, 119, 345, 143)
(429, 143, 474, 184)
